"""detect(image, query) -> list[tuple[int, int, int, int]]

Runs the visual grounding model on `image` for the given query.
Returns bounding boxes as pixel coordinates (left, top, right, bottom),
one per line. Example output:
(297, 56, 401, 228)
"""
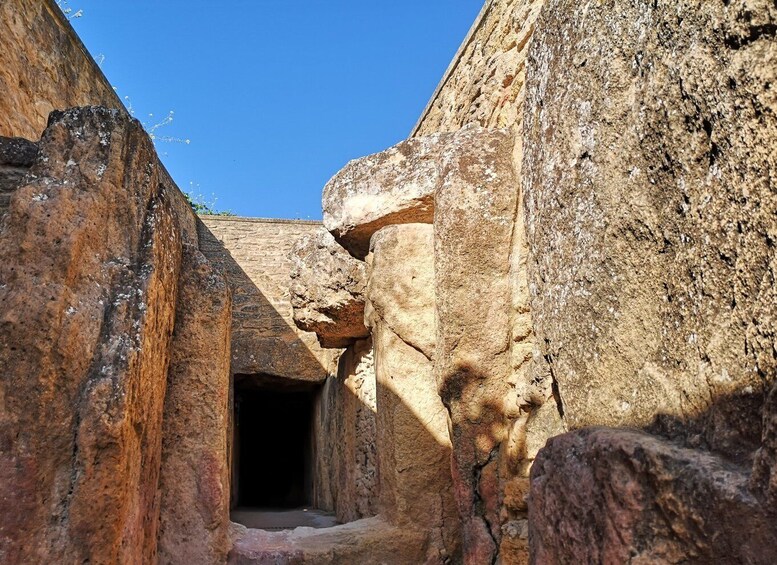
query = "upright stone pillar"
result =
(366, 224, 460, 564)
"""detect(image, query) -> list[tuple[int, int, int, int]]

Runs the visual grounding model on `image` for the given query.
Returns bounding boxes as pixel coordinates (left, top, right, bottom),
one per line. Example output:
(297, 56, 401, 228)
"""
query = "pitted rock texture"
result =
(322, 134, 451, 258)
(752, 378, 777, 505)
(414, 0, 545, 136)
(313, 338, 378, 523)
(524, 0, 777, 459)
(0, 107, 190, 563)
(0, 0, 125, 140)
(434, 125, 549, 564)
(0, 136, 38, 166)
(366, 224, 460, 563)
(529, 428, 777, 564)
(0, 136, 37, 218)
(158, 246, 232, 565)
(290, 227, 369, 348)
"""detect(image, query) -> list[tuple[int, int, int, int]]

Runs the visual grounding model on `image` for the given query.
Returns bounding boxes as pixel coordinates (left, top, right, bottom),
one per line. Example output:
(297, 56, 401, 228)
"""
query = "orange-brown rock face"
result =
(158, 246, 232, 565)
(530, 428, 777, 563)
(433, 125, 553, 565)
(0, 0, 125, 140)
(0, 107, 192, 564)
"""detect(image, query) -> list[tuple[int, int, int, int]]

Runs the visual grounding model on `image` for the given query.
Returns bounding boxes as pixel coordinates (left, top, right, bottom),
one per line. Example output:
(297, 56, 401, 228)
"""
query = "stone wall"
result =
(0, 107, 231, 565)
(199, 217, 339, 381)
(313, 338, 378, 523)
(412, 0, 544, 136)
(0, 0, 125, 140)
(523, 1, 777, 561)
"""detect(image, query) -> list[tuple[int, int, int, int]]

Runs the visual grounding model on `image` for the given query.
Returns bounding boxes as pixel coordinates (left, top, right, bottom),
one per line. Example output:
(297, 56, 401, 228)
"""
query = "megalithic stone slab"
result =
(365, 223, 461, 563)
(523, 0, 777, 460)
(323, 133, 452, 258)
(530, 428, 777, 563)
(0, 107, 184, 564)
(289, 227, 370, 348)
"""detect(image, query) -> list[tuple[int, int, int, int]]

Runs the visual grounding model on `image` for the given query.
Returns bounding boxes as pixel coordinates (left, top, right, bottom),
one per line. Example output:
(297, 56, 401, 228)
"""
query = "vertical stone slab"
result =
(312, 337, 378, 523)
(434, 125, 554, 564)
(158, 247, 232, 565)
(523, 0, 777, 561)
(366, 224, 460, 564)
(523, 0, 777, 457)
(0, 108, 183, 563)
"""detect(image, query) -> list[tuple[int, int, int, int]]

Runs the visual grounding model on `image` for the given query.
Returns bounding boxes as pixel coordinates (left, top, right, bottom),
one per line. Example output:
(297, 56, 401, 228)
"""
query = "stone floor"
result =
(230, 507, 338, 530)
(228, 516, 428, 564)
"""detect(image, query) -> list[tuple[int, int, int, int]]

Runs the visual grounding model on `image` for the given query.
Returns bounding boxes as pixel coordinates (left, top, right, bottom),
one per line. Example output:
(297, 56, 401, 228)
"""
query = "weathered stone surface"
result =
(365, 224, 460, 563)
(198, 217, 340, 382)
(313, 338, 378, 523)
(0, 0, 125, 140)
(365, 225, 436, 360)
(434, 125, 551, 565)
(753, 379, 777, 505)
(228, 517, 428, 564)
(529, 428, 777, 563)
(524, 0, 777, 460)
(158, 246, 232, 565)
(0, 137, 37, 219)
(290, 227, 369, 348)
(0, 136, 38, 166)
(0, 107, 186, 563)
(414, 0, 545, 136)
(322, 135, 450, 258)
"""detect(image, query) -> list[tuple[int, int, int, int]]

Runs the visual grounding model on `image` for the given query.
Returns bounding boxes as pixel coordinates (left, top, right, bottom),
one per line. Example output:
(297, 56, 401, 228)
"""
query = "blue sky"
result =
(66, 1, 483, 219)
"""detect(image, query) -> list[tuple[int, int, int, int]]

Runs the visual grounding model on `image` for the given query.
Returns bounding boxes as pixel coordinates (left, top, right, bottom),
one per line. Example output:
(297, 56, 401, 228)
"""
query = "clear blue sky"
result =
(67, 1, 483, 219)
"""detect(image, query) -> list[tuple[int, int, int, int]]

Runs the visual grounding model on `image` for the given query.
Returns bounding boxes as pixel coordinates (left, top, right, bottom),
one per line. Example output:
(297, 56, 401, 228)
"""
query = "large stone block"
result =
(365, 224, 460, 563)
(0, 107, 186, 563)
(529, 428, 777, 563)
(313, 338, 378, 523)
(323, 134, 450, 258)
(434, 125, 557, 565)
(158, 247, 232, 565)
(290, 227, 370, 348)
(524, 0, 777, 460)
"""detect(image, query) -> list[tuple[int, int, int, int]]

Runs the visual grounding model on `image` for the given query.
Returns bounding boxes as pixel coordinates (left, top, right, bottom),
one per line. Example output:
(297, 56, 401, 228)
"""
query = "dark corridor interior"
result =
(233, 377, 315, 509)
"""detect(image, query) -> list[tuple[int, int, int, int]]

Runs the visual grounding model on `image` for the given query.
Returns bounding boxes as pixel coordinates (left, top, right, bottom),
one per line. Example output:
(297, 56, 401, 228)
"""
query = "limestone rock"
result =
(0, 0, 125, 140)
(365, 225, 436, 359)
(529, 428, 777, 563)
(0, 136, 37, 218)
(414, 0, 545, 136)
(752, 378, 777, 506)
(523, 0, 777, 459)
(0, 107, 186, 563)
(313, 338, 378, 523)
(0, 135, 38, 166)
(434, 125, 540, 564)
(158, 246, 232, 565)
(323, 135, 450, 258)
(289, 227, 369, 348)
(365, 224, 460, 563)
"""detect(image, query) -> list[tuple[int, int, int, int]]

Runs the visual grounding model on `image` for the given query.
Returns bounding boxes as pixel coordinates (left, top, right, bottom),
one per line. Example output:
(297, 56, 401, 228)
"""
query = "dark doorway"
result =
(233, 376, 316, 509)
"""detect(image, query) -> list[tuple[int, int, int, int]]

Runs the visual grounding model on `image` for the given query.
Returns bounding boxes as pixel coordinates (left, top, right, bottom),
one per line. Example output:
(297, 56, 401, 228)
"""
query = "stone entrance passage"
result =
(232, 376, 316, 510)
